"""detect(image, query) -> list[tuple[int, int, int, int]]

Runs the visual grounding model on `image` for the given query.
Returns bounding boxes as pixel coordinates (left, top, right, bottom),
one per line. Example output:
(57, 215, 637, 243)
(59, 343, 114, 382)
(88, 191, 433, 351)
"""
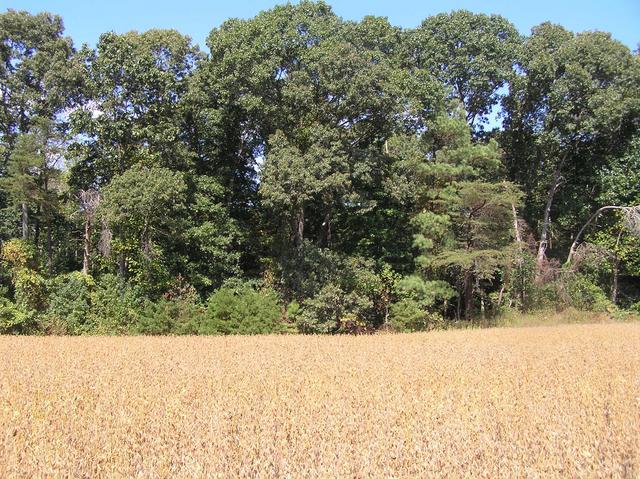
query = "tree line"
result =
(1, 2, 639, 335)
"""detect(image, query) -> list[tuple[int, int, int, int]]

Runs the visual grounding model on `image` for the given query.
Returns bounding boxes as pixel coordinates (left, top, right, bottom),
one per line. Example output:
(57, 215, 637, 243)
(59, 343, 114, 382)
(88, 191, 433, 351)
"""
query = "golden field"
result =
(1, 323, 639, 478)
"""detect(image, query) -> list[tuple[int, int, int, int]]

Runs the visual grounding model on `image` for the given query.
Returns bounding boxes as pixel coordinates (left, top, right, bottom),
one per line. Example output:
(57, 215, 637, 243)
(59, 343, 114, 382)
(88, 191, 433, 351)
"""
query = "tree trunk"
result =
(536, 166, 564, 278)
(322, 209, 332, 247)
(141, 220, 151, 261)
(82, 218, 92, 275)
(294, 205, 304, 249)
(497, 285, 505, 309)
(21, 202, 28, 240)
(610, 228, 623, 305)
(611, 260, 619, 304)
(512, 202, 522, 243)
(46, 221, 52, 275)
(79, 189, 100, 275)
(474, 275, 485, 321)
(463, 269, 473, 321)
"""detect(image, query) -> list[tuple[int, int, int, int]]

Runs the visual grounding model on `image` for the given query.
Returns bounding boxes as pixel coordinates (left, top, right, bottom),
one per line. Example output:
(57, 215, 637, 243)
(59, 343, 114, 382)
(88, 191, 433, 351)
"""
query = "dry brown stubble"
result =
(1, 322, 639, 478)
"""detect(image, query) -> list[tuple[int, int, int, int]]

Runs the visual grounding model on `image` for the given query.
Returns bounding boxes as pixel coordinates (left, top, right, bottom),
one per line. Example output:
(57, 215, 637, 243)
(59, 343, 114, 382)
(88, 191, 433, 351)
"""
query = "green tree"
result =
(407, 10, 521, 129)
(99, 164, 187, 291)
(0, 10, 81, 165)
(394, 111, 520, 320)
(70, 29, 201, 186)
(198, 280, 284, 335)
(3, 119, 65, 271)
(502, 24, 640, 276)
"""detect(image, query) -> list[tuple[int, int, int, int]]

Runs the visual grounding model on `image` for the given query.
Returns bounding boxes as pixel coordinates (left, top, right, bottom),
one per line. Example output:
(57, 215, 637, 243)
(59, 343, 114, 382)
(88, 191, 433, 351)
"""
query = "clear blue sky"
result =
(4, 0, 639, 51)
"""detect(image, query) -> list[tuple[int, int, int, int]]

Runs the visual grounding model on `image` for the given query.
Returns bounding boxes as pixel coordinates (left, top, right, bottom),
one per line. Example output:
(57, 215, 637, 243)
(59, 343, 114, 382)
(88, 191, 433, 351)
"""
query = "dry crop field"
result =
(1, 323, 639, 478)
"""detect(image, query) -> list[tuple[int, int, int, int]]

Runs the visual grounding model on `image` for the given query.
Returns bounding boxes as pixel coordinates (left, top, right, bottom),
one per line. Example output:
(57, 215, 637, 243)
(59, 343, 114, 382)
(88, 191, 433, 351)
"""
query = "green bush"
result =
(296, 283, 373, 334)
(135, 298, 204, 335)
(43, 272, 94, 334)
(198, 280, 284, 335)
(1, 239, 37, 270)
(631, 301, 640, 315)
(13, 268, 47, 312)
(87, 274, 143, 334)
(389, 298, 444, 332)
(388, 276, 454, 332)
(556, 273, 612, 312)
(0, 298, 37, 334)
(1, 239, 47, 313)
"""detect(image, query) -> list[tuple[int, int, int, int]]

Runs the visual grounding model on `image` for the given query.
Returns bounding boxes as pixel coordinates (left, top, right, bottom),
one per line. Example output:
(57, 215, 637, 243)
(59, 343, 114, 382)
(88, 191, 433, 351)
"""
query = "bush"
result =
(296, 284, 372, 334)
(561, 274, 612, 312)
(0, 298, 37, 334)
(87, 274, 143, 334)
(13, 268, 47, 312)
(388, 276, 454, 332)
(389, 298, 444, 332)
(198, 280, 284, 335)
(134, 277, 204, 335)
(1, 239, 37, 270)
(43, 272, 94, 334)
(135, 299, 204, 335)
(1, 239, 47, 312)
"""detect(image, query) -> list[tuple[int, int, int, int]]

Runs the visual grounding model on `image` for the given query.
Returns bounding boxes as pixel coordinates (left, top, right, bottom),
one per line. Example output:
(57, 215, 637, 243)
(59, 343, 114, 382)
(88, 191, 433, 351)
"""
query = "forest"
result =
(0, 2, 639, 335)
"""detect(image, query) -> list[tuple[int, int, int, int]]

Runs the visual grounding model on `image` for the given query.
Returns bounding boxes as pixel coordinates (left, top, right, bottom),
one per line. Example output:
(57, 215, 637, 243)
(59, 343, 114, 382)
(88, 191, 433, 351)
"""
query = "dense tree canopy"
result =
(0, 2, 638, 335)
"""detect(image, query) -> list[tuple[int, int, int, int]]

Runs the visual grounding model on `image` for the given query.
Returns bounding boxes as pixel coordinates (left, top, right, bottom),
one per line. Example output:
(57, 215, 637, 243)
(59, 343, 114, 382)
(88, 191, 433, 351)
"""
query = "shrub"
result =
(557, 273, 612, 312)
(1, 239, 47, 312)
(43, 272, 94, 334)
(13, 268, 47, 312)
(389, 298, 444, 332)
(134, 276, 204, 335)
(87, 274, 143, 334)
(198, 280, 284, 335)
(296, 284, 373, 334)
(388, 276, 454, 332)
(135, 299, 204, 335)
(1, 239, 37, 270)
(0, 298, 37, 334)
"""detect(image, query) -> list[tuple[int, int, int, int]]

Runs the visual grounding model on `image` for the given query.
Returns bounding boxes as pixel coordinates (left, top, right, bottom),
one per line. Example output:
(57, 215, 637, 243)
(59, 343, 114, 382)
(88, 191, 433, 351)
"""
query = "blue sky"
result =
(4, 0, 639, 51)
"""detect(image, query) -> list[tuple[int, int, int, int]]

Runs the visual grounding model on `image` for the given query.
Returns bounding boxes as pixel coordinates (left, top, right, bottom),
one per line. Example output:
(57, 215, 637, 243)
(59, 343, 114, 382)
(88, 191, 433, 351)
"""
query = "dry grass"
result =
(1, 323, 639, 478)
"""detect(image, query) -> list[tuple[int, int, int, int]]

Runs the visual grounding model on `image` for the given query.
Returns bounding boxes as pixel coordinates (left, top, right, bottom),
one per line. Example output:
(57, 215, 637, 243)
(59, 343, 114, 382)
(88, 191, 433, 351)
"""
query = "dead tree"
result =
(566, 204, 640, 266)
(78, 189, 101, 275)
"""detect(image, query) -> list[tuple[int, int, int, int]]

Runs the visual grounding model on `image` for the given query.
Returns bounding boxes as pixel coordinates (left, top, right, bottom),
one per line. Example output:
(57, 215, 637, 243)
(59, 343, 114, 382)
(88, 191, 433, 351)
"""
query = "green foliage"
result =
(100, 164, 188, 293)
(43, 272, 94, 334)
(296, 283, 372, 334)
(135, 298, 203, 335)
(500, 247, 537, 312)
(559, 274, 613, 313)
(389, 275, 454, 332)
(1, 239, 48, 311)
(502, 24, 640, 259)
(197, 281, 284, 335)
(0, 298, 36, 334)
(13, 268, 47, 311)
(1, 239, 37, 270)
(0, 6, 638, 335)
(389, 299, 444, 332)
(87, 274, 143, 334)
(134, 277, 204, 335)
(408, 10, 521, 128)
(523, 273, 613, 314)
